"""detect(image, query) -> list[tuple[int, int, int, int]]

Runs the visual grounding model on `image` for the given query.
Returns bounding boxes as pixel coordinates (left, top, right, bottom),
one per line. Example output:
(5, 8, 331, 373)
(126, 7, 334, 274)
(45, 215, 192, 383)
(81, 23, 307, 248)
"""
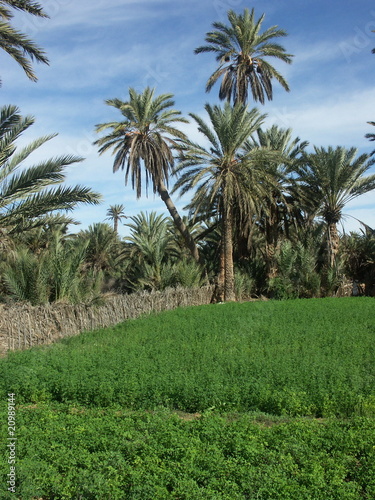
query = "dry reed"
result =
(0, 286, 214, 356)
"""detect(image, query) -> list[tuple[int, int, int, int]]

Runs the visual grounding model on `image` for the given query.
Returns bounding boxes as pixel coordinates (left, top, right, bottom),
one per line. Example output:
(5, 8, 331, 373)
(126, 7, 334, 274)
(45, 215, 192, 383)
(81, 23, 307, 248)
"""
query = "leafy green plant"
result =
(1, 298, 374, 417)
(1, 232, 103, 304)
(268, 239, 321, 299)
(0, 405, 374, 499)
(234, 268, 255, 300)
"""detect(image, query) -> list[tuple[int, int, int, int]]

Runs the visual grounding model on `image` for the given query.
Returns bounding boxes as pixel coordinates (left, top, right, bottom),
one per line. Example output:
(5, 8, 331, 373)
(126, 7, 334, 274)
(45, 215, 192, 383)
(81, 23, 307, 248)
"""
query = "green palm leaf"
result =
(0, 105, 101, 235)
(0, 1, 49, 83)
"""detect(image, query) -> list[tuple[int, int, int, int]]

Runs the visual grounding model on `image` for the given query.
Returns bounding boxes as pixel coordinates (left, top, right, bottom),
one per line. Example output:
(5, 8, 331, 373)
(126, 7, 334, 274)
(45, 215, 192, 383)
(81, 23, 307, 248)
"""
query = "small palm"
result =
(105, 204, 127, 233)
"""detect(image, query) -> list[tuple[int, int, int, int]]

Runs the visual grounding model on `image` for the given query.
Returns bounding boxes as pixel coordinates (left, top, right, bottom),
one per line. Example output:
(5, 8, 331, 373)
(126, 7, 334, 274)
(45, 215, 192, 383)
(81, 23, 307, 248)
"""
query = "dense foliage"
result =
(1, 298, 374, 499)
(1, 298, 374, 416)
(1, 405, 375, 499)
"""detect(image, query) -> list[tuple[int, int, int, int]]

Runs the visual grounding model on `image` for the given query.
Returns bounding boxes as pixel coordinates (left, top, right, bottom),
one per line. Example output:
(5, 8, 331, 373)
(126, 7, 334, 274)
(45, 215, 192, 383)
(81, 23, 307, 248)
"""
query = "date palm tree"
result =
(94, 87, 200, 263)
(244, 125, 308, 278)
(175, 102, 272, 301)
(105, 203, 127, 233)
(125, 211, 178, 290)
(298, 146, 375, 267)
(0, 0, 49, 83)
(0, 105, 101, 237)
(78, 222, 122, 273)
(195, 7, 293, 105)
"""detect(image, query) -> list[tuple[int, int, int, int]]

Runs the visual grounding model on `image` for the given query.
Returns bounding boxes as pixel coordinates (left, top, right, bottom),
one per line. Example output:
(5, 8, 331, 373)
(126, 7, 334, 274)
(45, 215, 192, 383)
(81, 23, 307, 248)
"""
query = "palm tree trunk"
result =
(113, 218, 118, 233)
(157, 180, 201, 263)
(265, 212, 279, 280)
(212, 241, 225, 302)
(327, 222, 340, 267)
(223, 206, 235, 302)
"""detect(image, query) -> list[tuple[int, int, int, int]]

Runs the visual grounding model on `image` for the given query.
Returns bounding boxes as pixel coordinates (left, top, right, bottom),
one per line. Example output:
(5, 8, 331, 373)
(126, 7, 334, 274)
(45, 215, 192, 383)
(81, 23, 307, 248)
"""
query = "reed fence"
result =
(0, 286, 214, 355)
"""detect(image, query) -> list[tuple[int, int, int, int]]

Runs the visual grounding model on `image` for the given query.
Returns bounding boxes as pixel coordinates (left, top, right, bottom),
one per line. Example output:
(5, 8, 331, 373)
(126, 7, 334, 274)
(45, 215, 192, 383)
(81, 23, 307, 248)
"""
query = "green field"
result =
(1, 297, 375, 499)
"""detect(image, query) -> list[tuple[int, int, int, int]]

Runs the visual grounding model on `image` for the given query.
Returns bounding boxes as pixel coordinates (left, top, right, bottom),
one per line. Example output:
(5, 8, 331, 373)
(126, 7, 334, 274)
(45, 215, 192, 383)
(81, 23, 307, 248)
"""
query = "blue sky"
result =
(2, 0, 375, 237)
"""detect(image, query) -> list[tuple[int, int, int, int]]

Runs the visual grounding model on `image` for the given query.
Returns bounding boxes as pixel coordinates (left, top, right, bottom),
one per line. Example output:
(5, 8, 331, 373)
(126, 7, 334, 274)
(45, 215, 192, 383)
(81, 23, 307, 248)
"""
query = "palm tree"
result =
(94, 87, 200, 263)
(105, 203, 127, 233)
(125, 211, 178, 290)
(342, 230, 375, 296)
(195, 7, 293, 105)
(2, 231, 103, 304)
(244, 125, 308, 278)
(175, 102, 271, 301)
(0, 105, 101, 236)
(78, 222, 122, 273)
(0, 0, 49, 83)
(298, 146, 375, 267)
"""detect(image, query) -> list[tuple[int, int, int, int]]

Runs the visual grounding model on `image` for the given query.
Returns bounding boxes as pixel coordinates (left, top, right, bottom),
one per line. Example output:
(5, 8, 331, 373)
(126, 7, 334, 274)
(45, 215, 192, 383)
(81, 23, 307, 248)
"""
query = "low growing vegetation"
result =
(1, 298, 374, 498)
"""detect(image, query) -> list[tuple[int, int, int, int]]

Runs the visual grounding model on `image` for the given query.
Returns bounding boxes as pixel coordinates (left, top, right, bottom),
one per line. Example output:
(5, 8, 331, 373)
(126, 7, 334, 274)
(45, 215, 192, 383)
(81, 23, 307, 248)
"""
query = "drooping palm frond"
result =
(94, 87, 200, 263)
(95, 87, 188, 197)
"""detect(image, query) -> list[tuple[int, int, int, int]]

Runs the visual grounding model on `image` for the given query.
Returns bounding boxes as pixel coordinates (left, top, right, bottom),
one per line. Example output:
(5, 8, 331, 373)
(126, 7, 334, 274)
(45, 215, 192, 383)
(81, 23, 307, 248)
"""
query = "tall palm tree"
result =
(94, 87, 200, 263)
(195, 8, 293, 105)
(105, 203, 127, 233)
(0, 0, 49, 83)
(175, 102, 271, 301)
(298, 146, 375, 267)
(0, 105, 101, 236)
(244, 125, 308, 278)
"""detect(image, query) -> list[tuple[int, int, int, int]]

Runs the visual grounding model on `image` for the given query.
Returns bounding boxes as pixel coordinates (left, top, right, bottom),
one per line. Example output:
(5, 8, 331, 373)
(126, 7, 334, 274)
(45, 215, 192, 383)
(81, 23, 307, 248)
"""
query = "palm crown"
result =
(195, 8, 293, 105)
(105, 204, 127, 233)
(95, 87, 188, 198)
(299, 146, 375, 225)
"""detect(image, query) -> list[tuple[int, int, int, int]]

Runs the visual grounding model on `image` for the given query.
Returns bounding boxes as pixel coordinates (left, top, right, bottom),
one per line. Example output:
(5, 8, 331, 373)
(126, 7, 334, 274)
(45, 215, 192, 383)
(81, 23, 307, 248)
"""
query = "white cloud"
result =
(2, 0, 375, 236)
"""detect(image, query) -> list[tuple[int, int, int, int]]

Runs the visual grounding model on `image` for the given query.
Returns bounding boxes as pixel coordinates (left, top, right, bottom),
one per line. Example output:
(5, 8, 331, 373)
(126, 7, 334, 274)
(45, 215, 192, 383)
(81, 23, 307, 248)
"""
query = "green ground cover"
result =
(1, 297, 374, 498)
(1, 298, 374, 416)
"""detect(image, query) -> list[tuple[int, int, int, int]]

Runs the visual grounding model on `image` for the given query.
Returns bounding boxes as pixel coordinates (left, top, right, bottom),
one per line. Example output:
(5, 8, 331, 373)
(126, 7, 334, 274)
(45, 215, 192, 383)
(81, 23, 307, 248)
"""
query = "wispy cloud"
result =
(2, 0, 374, 234)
